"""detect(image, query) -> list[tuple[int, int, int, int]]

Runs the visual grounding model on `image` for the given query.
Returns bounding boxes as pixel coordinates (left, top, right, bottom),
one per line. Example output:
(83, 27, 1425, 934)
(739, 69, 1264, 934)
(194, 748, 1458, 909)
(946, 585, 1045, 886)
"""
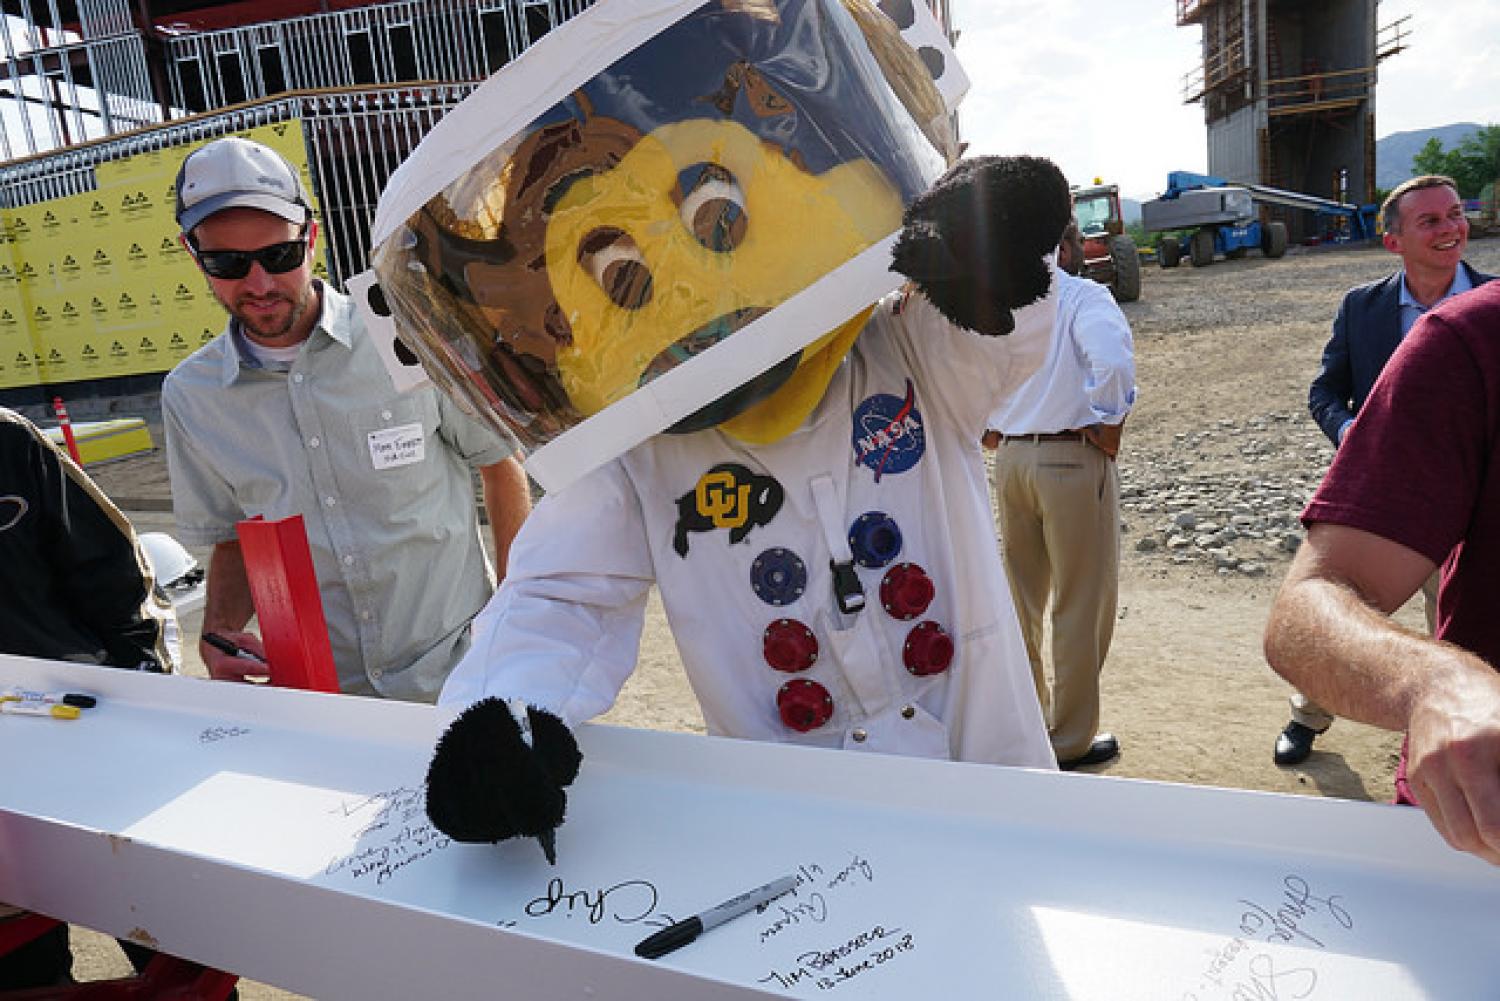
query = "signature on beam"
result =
(519, 877, 662, 927)
(198, 725, 251, 744)
(1238, 874, 1353, 949)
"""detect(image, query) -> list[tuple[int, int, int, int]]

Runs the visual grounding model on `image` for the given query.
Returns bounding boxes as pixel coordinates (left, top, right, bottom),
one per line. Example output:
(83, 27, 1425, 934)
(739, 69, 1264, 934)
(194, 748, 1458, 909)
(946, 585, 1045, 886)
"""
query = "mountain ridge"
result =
(1376, 122, 1482, 190)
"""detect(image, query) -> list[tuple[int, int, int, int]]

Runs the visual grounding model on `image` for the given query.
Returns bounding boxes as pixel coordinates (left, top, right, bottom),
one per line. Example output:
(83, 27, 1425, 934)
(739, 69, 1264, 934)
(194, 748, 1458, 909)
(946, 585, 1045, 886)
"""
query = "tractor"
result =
(1071, 180, 1142, 303)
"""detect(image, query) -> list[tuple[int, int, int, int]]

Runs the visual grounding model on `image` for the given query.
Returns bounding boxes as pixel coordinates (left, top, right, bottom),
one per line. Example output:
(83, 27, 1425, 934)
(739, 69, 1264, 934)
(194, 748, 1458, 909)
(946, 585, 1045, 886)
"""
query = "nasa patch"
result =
(851, 379, 925, 481)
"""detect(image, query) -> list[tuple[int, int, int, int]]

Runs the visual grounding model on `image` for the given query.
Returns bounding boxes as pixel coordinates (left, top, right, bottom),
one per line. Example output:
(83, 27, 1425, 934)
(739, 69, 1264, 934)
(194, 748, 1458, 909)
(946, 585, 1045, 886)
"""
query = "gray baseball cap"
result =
(175, 136, 310, 232)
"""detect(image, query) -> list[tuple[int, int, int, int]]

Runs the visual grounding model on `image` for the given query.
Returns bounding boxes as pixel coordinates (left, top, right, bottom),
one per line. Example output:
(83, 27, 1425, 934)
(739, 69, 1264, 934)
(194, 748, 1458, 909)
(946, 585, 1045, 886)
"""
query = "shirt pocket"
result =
(348, 393, 439, 459)
(345, 393, 443, 507)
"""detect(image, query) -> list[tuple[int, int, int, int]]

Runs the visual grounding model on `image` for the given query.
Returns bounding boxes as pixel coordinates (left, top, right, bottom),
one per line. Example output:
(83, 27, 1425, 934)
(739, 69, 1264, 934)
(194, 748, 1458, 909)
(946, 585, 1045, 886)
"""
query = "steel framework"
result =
(1, 0, 591, 162)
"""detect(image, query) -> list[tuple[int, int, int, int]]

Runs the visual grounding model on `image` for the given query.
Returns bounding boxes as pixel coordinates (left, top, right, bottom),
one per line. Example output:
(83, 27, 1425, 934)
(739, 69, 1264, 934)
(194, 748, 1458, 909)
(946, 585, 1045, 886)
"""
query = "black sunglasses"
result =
(191, 228, 309, 280)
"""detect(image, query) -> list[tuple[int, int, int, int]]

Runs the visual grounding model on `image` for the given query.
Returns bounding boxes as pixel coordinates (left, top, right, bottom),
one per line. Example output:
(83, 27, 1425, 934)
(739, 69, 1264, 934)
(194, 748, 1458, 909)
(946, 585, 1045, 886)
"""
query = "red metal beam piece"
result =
(0, 959, 237, 1000)
(124, 955, 239, 1000)
(0, 514, 339, 997)
(0, 912, 60, 955)
(235, 514, 339, 694)
(0, 915, 237, 1000)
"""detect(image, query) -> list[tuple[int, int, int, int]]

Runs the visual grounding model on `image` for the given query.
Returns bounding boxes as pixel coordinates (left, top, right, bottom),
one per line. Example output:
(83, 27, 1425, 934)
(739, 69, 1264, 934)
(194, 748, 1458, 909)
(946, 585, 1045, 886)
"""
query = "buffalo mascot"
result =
(369, 0, 1071, 863)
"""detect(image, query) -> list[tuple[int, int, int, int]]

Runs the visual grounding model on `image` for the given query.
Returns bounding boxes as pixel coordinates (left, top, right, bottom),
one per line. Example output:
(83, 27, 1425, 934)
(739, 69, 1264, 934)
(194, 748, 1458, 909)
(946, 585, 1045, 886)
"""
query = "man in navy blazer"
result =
(1309, 176, 1492, 446)
(1278, 174, 1492, 766)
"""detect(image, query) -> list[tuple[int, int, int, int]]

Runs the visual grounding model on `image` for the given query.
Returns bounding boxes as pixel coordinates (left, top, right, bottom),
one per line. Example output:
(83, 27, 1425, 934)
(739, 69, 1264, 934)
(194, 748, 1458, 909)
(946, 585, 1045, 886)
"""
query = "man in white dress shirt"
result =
(983, 219, 1137, 769)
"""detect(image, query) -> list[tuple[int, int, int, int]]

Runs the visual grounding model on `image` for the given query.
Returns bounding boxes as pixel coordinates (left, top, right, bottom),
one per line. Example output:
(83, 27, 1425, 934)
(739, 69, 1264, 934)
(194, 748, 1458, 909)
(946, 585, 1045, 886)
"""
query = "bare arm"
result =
(198, 539, 269, 682)
(478, 455, 532, 584)
(1264, 522, 1500, 864)
(1265, 523, 1438, 727)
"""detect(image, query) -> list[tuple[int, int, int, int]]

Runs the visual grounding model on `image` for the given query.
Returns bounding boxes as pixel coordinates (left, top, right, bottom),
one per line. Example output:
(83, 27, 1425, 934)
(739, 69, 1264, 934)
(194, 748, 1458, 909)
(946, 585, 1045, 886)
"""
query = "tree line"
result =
(1411, 125, 1500, 198)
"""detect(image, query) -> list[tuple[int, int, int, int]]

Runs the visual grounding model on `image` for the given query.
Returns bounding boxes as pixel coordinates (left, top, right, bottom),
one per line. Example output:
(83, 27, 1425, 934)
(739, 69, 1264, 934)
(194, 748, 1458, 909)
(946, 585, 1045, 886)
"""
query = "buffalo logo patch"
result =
(673, 463, 783, 557)
(852, 379, 925, 480)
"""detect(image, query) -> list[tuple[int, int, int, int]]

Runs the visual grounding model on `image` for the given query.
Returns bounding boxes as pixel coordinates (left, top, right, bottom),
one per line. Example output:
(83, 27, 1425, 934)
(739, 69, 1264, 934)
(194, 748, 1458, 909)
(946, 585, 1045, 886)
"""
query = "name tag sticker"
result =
(368, 422, 426, 469)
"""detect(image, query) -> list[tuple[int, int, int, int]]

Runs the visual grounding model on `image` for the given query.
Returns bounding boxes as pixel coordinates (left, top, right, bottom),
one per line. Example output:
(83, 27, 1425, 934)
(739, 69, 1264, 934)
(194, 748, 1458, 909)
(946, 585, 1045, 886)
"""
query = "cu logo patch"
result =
(852, 379, 925, 481)
(672, 463, 783, 558)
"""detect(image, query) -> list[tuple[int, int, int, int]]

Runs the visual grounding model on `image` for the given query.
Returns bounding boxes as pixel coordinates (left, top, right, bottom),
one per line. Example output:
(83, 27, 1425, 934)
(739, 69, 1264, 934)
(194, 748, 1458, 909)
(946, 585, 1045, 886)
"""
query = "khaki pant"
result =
(995, 437, 1119, 760)
(1288, 571, 1440, 730)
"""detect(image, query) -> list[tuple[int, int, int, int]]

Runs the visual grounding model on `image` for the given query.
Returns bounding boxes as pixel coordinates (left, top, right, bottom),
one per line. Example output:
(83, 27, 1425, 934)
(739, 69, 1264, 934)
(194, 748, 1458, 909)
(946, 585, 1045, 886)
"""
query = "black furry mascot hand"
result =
(891, 155, 1071, 335)
(426, 697, 582, 864)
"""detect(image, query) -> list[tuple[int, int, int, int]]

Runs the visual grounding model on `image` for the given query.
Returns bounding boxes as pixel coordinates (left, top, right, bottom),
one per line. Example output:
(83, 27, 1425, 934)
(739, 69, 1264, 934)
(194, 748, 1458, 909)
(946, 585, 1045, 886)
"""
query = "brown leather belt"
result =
(999, 431, 1086, 443)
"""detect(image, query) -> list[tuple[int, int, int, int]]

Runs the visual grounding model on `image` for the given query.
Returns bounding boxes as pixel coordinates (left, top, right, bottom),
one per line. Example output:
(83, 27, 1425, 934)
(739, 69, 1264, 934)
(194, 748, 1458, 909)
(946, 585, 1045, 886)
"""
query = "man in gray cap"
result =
(162, 136, 531, 701)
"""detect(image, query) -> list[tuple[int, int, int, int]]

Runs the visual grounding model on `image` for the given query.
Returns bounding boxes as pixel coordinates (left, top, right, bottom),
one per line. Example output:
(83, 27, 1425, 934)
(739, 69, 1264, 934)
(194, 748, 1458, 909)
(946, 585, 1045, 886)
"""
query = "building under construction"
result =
(1, 0, 588, 406)
(1, 0, 597, 286)
(1177, 0, 1408, 238)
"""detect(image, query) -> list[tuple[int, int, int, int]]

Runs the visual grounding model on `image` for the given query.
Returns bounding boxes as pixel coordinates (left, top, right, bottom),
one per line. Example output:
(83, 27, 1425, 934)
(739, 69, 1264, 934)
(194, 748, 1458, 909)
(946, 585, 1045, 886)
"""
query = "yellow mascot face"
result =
(545, 118, 903, 443)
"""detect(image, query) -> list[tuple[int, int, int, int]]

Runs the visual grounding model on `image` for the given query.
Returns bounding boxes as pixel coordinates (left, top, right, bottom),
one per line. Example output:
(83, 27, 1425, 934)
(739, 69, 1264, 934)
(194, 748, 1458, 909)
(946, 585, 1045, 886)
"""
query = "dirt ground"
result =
(66, 234, 1500, 996)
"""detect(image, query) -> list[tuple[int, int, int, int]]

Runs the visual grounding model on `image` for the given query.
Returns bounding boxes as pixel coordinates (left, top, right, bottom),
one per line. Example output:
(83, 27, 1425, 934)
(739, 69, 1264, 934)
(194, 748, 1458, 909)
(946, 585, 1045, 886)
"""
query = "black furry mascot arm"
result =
(891, 155, 1072, 336)
(426, 697, 582, 864)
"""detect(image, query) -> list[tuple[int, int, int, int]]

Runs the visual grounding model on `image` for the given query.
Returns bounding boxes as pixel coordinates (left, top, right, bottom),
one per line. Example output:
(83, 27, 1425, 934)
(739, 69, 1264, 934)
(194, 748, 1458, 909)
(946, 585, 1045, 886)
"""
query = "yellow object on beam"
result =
(42, 418, 154, 465)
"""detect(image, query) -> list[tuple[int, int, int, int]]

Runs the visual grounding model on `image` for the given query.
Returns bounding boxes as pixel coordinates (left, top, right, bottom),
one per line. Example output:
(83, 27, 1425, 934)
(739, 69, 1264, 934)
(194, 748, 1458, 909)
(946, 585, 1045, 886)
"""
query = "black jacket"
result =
(1309, 262, 1494, 446)
(0, 407, 171, 671)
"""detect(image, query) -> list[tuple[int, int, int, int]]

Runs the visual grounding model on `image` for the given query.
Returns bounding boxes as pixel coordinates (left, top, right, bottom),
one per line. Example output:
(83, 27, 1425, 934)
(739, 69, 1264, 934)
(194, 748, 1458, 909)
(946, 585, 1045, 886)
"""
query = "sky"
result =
(949, 0, 1500, 201)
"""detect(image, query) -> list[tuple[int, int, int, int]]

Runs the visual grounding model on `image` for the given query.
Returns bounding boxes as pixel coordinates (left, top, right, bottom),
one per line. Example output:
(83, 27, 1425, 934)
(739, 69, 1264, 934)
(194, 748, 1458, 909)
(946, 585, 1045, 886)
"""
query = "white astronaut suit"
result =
(442, 287, 1059, 770)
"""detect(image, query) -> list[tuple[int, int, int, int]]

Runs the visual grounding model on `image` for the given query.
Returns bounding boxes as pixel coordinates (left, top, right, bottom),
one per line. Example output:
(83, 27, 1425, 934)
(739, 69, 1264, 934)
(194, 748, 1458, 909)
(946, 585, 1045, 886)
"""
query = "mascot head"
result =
(371, 0, 953, 487)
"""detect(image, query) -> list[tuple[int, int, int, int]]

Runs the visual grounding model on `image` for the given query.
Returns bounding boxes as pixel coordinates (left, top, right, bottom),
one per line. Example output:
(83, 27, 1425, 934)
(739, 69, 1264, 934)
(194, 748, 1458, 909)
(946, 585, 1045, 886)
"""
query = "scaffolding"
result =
(0, 0, 591, 162)
(1, 0, 595, 283)
(159, 0, 592, 114)
(1176, 0, 1407, 230)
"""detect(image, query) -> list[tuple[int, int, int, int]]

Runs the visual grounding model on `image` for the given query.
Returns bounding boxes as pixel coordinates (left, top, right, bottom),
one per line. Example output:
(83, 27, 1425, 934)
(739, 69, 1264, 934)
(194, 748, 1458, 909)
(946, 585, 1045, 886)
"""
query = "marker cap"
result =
(0, 702, 82, 719)
(633, 916, 703, 960)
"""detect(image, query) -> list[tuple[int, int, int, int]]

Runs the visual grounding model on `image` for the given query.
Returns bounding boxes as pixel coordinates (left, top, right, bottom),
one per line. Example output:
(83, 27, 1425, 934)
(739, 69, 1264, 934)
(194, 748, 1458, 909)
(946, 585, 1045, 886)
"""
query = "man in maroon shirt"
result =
(1276, 175, 1492, 767)
(1265, 278, 1500, 867)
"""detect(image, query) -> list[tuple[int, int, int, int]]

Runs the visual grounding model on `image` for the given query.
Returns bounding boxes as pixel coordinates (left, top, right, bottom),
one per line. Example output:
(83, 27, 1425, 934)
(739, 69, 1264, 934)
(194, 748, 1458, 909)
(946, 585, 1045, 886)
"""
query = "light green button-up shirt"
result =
(162, 283, 517, 701)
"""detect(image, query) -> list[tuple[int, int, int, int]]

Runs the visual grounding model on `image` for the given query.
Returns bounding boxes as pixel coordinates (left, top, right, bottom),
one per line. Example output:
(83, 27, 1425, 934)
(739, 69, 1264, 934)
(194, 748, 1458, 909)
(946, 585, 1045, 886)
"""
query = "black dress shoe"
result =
(1058, 732, 1119, 770)
(1274, 721, 1321, 766)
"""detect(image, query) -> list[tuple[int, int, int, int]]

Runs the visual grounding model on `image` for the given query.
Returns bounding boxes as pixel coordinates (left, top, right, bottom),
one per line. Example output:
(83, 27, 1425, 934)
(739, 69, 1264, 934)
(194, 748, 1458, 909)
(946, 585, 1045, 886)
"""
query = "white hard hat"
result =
(140, 532, 206, 617)
(139, 532, 203, 591)
(138, 532, 201, 661)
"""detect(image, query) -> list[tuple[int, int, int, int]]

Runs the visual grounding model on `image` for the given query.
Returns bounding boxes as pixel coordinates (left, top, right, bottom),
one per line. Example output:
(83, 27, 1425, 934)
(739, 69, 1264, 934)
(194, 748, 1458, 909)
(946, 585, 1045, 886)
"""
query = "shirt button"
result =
(361, 610, 373, 621)
(851, 728, 868, 743)
(324, 496, 337, 507)
(307, 436, 321, 449)
(900, 705, 916, 720)
(380, 409, 392, 421)
(292, 372, 305, 384)
(341, 554, 355, 566)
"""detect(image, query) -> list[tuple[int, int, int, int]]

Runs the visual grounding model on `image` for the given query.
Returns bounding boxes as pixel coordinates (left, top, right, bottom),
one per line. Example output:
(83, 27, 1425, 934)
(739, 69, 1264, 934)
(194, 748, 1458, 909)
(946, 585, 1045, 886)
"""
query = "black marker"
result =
(634, 875, 798, 960)
(203, 632, 268, 665)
